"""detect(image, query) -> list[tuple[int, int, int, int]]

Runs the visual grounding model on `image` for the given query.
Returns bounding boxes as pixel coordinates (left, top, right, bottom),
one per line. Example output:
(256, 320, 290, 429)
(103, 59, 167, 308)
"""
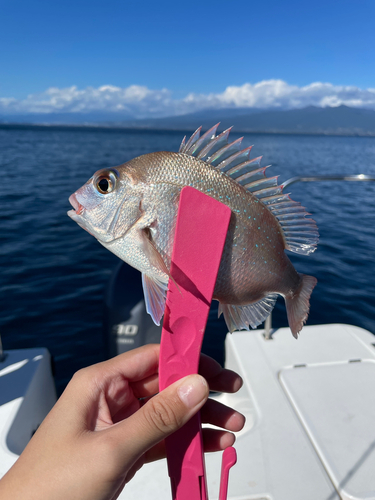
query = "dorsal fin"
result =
(178, 124, 319, 256)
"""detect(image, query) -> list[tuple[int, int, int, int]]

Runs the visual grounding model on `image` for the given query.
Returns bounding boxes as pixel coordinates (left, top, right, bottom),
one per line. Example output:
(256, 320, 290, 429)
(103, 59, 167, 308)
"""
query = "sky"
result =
(1, 0, 375, 119)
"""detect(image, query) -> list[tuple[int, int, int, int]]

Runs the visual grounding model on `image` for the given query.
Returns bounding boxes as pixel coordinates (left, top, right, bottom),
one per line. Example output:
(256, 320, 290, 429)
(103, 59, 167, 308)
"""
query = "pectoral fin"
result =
(142, 273, 168, 326)
(140, 227, 172, 280)
(139, 227, 174, 325)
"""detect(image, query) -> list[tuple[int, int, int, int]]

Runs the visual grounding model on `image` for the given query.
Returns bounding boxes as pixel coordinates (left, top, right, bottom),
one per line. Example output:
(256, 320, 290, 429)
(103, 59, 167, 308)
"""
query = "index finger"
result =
(90, 345, 242, 399)
(89, 344, 161, 387)
(131, 350, 243, 399)
(198, 353, 243, 393)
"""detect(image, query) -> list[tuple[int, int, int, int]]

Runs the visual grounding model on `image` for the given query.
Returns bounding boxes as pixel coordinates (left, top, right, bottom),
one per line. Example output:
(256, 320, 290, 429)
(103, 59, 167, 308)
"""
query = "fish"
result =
(68, 124, 318, 338)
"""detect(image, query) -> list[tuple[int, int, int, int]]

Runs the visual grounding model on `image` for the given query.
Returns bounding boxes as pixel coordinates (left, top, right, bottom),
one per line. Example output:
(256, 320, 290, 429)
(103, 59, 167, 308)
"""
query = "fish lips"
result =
(67, 193, 91, 233)
(68, 194, 85, 222)
(68, 193, 84, 215)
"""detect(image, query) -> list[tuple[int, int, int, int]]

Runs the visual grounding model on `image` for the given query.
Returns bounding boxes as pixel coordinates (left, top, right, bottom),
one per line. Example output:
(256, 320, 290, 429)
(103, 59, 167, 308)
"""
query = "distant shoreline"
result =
(1, 122, 375, 138)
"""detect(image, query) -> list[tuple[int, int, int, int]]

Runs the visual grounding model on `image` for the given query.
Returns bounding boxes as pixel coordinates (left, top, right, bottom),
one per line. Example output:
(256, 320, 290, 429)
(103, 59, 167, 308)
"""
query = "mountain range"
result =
(1, 105, 375, 137)
(123, 105, 375, 136)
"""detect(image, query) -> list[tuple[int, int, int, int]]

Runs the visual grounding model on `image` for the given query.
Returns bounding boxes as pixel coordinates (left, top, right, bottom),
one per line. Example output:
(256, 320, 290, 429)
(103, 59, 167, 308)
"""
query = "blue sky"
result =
(1, 0, 375, 118)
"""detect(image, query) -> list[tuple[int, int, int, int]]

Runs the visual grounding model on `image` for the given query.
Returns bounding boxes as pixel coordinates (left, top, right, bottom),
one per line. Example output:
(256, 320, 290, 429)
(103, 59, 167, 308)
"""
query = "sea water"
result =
(1, 125, 374, 393)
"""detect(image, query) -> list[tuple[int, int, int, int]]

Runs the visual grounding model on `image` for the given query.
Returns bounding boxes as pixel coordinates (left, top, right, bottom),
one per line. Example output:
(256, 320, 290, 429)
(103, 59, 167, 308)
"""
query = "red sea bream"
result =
(68, 124, 318, 337)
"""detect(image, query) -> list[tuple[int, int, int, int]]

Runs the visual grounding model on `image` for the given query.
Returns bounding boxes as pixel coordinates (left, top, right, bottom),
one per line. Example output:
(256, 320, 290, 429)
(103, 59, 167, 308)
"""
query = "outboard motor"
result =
(104, 262, 229, 366)
(103, 262, 162, 358)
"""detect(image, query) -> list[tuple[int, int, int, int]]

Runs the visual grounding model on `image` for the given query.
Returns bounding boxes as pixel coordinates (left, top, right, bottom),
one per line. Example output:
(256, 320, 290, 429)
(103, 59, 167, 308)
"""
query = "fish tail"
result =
(285, 274, 317, 339)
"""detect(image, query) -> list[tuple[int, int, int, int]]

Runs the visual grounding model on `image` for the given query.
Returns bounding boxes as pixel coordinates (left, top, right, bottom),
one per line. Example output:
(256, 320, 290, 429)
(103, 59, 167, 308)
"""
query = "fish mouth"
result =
(67, 193, 98, 237)
(68, 194, 85, 218)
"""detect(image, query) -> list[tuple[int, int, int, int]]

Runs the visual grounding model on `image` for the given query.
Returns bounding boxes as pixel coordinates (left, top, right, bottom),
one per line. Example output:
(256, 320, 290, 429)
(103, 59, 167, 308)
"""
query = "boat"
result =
(0, 346, 56, 479)
(1, 174, 375, 499)
(123, 323, 375, 500)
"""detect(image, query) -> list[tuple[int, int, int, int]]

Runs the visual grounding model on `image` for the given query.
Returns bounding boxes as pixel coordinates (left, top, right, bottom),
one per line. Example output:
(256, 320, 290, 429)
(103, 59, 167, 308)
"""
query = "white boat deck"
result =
(0, 348, 56, 478)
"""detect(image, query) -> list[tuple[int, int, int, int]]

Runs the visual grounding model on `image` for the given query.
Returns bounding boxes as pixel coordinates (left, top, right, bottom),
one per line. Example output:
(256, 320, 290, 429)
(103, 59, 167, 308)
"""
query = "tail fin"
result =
(285, 274, 317, 339)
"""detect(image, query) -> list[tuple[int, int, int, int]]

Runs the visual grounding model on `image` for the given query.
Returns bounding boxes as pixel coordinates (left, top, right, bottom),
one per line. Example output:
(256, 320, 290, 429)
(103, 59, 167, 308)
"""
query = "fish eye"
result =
(94, 169, 118, 195)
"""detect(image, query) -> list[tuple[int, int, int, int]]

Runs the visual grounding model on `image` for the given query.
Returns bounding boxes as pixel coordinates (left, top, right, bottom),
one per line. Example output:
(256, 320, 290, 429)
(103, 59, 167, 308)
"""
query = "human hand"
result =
(0, 344, 244, 500)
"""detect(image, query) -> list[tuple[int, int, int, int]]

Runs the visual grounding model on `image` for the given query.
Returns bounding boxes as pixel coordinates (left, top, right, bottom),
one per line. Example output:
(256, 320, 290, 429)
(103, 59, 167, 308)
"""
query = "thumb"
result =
(114, 374, 209, 461)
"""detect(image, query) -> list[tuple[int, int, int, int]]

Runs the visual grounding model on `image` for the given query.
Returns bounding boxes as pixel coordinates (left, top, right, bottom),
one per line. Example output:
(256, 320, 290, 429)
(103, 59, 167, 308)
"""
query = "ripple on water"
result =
(1, 127, 374, 393)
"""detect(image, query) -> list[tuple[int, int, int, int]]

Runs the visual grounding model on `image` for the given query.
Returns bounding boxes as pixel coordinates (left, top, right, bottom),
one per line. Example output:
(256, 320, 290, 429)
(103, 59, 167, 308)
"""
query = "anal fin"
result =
(218, 293, 278, 333)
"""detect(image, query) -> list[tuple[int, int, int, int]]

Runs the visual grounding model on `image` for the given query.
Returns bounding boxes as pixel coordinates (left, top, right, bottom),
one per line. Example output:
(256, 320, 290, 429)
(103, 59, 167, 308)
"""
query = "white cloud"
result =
(0, 85, 173, 118)
(184, 80, 375, 111)
(1, 80, 375, 119)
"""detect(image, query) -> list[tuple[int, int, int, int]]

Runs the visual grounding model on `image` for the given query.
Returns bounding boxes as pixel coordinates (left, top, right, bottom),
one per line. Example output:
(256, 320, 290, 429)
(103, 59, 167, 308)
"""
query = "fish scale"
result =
(137, 152, 288, 299)
(68, 125, 318, 338)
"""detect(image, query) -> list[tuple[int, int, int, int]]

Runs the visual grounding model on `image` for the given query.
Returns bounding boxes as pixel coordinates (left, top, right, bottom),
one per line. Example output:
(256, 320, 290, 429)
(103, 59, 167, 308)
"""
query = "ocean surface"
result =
(1, 125, 375, 394)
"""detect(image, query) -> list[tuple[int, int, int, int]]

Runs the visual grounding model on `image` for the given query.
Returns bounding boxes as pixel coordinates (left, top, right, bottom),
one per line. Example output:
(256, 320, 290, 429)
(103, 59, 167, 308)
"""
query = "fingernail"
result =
(177, 375, 208, 409)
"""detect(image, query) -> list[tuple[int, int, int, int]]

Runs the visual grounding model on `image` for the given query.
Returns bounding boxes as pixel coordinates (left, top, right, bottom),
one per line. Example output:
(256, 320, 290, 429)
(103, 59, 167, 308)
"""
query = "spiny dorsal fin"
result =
(178, 124, 319, 256)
